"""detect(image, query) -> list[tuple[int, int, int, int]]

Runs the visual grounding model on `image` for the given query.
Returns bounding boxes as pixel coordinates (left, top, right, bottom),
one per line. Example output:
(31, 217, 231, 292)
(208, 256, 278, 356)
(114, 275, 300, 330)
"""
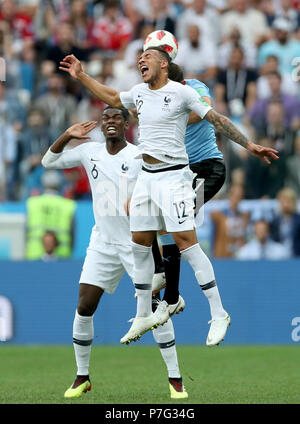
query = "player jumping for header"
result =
(59, 48, 278, 346)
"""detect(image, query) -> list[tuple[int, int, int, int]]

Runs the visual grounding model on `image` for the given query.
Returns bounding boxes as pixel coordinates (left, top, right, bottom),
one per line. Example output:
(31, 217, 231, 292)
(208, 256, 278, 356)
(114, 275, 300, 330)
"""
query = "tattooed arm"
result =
(204, 109, 279, 164)
(205, 109, 249, 148)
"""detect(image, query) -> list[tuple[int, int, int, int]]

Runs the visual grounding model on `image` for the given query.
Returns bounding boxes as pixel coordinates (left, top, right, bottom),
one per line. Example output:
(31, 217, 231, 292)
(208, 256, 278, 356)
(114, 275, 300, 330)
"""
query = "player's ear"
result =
(124, 120, 129, 130)
(100, 119, 105, 132)
(161, 59, 169, 71)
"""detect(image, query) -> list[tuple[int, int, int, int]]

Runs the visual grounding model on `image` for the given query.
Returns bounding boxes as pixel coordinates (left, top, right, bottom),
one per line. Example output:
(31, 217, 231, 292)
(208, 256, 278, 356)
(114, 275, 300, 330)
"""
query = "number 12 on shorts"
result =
(173, 201, 188, 224)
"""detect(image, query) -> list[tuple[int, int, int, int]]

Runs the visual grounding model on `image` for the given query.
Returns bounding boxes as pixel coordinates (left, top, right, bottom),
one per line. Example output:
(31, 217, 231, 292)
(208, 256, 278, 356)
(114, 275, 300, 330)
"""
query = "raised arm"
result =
(204, 109, 279, 164)
(59, 55, 123, 108)
(42, 121, 97, 169)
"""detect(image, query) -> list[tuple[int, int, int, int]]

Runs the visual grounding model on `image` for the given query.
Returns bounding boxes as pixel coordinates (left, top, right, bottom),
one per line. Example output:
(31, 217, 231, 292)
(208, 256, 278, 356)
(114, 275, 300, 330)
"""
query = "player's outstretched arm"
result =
(59, 54, 123, 108)
(188, 96, 211, 125)
(42, 121, 97, 169)
(204, 109, 279, 165)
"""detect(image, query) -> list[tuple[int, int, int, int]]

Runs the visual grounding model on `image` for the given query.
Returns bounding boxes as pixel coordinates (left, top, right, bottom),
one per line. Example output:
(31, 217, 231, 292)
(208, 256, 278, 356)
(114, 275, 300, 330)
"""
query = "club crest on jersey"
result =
(121, 163, 129, 173)
(162, 95, 172, 111)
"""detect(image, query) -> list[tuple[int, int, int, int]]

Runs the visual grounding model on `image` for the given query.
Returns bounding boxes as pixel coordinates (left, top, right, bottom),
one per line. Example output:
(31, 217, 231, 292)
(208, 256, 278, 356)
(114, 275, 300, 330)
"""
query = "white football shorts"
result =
(129, 164, 196, 233)
(79, 241, 134, 294)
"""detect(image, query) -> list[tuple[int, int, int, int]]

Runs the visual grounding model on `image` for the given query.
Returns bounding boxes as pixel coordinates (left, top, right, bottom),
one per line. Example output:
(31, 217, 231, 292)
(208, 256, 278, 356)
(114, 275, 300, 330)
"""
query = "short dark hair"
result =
(102, 106, 129, 121)
(168, 62, 184, 82)
(105, 0, 119, 9)
(144, 46, 171, 65)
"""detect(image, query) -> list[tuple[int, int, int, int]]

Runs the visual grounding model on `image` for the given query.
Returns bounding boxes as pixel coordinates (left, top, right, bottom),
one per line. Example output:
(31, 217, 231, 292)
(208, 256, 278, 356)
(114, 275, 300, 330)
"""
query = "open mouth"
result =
(106, 126, 117, 134)
(140, 65, 149, 77)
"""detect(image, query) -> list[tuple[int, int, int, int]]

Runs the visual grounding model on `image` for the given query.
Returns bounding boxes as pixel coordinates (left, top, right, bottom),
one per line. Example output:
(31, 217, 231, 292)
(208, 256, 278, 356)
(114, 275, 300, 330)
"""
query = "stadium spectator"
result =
(211, 184, 250, 257)
(33, 0, 69, 41)
(123, 21, 155, 68)
(256, 100, 296, 155)
(41, 230, 59, 262)
(245, 137, 286, 199)
(115, 48, 143, 91)
(175, 24, 217, 83)
(25, 169, 76, 260)
(273, 0, 300, 31)
(269, 187, 300, 257)
(177, 0, 220, 46)
(5, 40, 37, 98)
(248, 71, 300, 131)
(123, 0, 149, 33)
(236, 219, 289, 259)
(256, 54, 298, 99)
(77, 78, 108, 122)
(145, 0, 176, 35)
(77, 77, 107, 122)
(0, 119, 17, 201)
(0, 0, 34, 47)
(285, 133, 300, 194)
(220, 0, 269, 48)
(258, 17, 300, 74)
(46, 21, 89, 67)
(255, 0, 276, 26)
(217, 27, 257, 70)
(92, 0, 133, 58)
(214, 46, 257, 115)
(17, 42, 36, 98)
(97, 57, 119, 87)
(34, 73, 77, 133)
(0, 82, 26, 127)
(63, 165, 92, 200)
(18, 108, 60, 199)
(67, 0, 94, 50)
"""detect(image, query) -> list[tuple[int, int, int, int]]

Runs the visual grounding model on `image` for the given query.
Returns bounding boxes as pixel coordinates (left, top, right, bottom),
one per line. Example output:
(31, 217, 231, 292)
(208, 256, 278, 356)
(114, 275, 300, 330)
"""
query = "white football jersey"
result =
(42, 142, 142, 246)
(120, 80, 212, 165)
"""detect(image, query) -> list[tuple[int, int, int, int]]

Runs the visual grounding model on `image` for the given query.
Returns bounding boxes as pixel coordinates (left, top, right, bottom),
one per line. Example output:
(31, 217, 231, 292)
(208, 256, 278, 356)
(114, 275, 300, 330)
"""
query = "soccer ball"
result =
(143, 30, 178, 61)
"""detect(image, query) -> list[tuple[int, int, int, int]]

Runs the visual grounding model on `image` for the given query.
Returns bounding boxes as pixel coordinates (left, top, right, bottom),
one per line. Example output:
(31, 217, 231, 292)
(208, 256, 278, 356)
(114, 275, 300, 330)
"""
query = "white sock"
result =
(181, 243, 227, 320)
(152, 319, 181, 378)
(73, 310, 94, 376)
(132, 241, 154, 317)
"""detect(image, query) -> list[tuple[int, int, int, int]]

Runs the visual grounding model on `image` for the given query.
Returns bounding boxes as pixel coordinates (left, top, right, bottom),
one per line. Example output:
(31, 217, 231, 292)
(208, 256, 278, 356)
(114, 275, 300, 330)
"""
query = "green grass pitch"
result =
(0, 345, 299, 404)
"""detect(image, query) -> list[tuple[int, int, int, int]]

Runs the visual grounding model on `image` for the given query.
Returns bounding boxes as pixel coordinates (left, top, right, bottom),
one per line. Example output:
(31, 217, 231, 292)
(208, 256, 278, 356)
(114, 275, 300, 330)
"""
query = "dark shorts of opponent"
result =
(190, 158, 226, 205)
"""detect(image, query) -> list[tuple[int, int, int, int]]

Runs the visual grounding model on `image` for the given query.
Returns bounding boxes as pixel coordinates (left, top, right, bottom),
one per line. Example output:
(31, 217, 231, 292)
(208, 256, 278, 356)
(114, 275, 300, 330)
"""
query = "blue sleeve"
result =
(185, 79, 211, 98)
(257, 43, 270, 66)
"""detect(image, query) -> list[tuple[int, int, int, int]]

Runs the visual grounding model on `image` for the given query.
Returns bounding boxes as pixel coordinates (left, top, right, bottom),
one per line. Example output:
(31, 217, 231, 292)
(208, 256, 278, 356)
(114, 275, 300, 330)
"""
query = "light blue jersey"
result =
(185, 79, 223, 164)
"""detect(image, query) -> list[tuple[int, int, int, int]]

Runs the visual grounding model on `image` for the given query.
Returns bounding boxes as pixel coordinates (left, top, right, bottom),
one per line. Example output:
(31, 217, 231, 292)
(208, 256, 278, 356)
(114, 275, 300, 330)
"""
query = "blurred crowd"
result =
(0, 0, 300, 259)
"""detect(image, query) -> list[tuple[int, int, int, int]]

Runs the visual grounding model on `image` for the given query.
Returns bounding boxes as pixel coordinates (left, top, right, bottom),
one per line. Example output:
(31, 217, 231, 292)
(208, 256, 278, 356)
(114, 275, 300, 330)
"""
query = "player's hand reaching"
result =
(247, 141, 279, 165)
(66, 121, 98, 140)
(59, 54, 83, 80)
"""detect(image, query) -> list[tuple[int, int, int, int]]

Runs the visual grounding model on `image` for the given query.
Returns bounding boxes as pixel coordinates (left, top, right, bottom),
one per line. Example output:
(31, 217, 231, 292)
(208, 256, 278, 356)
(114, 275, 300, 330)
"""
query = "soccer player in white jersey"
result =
(41, 107, 188, 400)
(59, 48, 279, 345)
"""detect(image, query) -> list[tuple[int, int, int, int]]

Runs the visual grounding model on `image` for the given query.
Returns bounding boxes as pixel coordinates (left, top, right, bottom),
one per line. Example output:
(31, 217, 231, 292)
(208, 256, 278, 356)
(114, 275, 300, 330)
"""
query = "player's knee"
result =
(132, 231, 155, 247)
(176, 239, 195, 252)
(77, 302, 96, 317)
(173, 231, 198, 251)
